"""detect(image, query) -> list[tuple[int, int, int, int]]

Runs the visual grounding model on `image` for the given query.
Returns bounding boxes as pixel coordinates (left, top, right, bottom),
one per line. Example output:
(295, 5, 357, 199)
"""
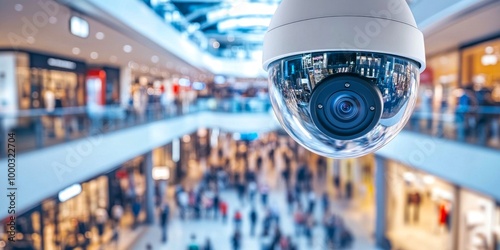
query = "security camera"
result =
(262, 0, 426, 158)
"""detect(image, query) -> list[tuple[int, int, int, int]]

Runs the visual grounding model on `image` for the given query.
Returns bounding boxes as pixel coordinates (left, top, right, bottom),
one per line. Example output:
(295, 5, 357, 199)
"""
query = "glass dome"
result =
(267, 51, 420, 158)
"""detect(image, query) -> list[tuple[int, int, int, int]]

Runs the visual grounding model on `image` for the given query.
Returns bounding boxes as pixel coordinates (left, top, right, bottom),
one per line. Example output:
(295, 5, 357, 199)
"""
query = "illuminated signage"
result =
(58, 184, 82, 202)
(47, 58, 77, 70)
(70, 16, 89, 38)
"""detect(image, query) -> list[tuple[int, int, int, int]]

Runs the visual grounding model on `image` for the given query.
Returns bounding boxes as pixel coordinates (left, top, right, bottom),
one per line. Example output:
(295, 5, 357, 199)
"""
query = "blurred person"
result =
(260, 183, 269, 206)
(160, 203, 170, 243)
(213, 191, 220, 219)
(317, 157, 327, 181)
(132, 198, 142, 229)
(248, 180, 258, 204)
(188, 234, 200, 250)
(321, 191, 330, 213)
(203, 238, 213, 250)
(178, 188, 189, 220)
(271, 227, 283, 250)
(237, 181, 246, 205)
(281, 161, 291, 188)
(233, 210, 243, 229)
(94, 206, 109, 244)
(111, 202, 124, 227)
(293, 206, 305, 236)
(256, 155, 263, 172)
(286, 188, 295, 214)
(231, 229, 242, 250)
(220, 199, 228, 223)
(304, 214, 315, 246)
(76, 218, 90, 248)
(249, 206, 258, 236)
(261, 209, 273, 237)
(307, 189, 316, 214)
(339, 226, 354, 249)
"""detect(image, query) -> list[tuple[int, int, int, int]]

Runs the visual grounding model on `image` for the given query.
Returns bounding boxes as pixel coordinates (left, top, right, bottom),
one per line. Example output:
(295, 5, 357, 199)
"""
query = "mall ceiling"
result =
(144, 0, 281, 59)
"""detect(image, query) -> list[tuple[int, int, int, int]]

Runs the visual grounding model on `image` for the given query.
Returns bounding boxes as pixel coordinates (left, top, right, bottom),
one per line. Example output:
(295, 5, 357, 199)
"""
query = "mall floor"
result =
(125, 140, 379, 250)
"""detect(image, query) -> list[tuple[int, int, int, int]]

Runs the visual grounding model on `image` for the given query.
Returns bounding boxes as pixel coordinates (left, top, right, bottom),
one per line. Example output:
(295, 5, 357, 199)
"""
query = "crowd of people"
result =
(159, 136, 355, 250)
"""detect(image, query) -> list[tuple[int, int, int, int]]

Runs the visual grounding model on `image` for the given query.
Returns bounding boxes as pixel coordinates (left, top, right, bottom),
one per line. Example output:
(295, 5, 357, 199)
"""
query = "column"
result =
(374, 155, 388, 247)
(450, 185, 461, 250)
(119, 66, 132, 107)
(144, 151, 155, 224)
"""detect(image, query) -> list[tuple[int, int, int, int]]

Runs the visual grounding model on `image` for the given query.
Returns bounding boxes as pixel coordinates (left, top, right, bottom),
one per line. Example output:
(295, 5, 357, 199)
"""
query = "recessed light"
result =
(90, 52, 98, 59)
(49, 16, 57, 24)
(95, 32, 105, 40)
(14, 4, 23, 12)
(123, 45, 132, 53)
(72, 47, 80, 55)
(26, 37, 35, 44)
(151, 55, 159, 63)
(212, 41, 220, 49)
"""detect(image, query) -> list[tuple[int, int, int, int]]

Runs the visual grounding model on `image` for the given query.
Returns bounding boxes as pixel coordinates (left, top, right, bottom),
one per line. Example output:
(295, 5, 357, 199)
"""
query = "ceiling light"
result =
(123, 45, 132, 53)
(49, 16, 57, 24)
(14, 4, 23, 12)
(26, 37, 35, 44)
(90, 52, 98, 59)
(72, 47, 81, 55)
(212, 41, 220, 49)
(218, 17, 271, 31)
(403, 172, 416, 182)
(485, 46, 495, 54)
(95, 32, 105, 40)
(151, 55, 159, 63)
(207, 3, 277, 21)
(482, 54, 498, 66)
(227, 35, 235, 42)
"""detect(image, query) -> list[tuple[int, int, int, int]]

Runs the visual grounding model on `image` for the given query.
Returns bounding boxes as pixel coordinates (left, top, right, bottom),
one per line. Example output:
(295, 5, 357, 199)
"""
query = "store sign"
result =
(58, 184, 82, 202)
(152, 166, 170, 181)
(47, 58, 76, 70)
(70, 16, 89, 38)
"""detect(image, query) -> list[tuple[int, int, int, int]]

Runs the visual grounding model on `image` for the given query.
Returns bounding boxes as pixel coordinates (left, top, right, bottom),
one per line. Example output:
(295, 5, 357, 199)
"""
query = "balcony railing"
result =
(0, 97, 272, 157)
(406, 106, 500, 148)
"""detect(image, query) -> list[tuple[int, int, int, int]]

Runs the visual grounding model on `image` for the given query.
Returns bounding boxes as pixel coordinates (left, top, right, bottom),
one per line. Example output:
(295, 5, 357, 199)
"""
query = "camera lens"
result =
(333, 95, 359, 120)
(309, 74, 383, 140)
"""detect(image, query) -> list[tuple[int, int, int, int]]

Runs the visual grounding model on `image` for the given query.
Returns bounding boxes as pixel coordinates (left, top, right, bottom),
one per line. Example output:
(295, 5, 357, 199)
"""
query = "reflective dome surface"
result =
(267, 52, 420, 158)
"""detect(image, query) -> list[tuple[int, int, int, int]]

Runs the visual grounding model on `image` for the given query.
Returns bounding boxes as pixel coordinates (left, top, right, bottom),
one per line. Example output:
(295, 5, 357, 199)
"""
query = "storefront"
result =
(25, 52, 87, 110)
(386, 161, 456, 250)
(461, 37, 500, 91)
(86, 67, 121, 106)
(41, 176, 109, 250)
(458, 189, 499, 250)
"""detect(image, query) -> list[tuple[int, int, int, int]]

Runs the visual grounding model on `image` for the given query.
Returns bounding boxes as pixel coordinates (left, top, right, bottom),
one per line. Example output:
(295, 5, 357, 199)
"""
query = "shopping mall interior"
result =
(1, 0, 500, 249)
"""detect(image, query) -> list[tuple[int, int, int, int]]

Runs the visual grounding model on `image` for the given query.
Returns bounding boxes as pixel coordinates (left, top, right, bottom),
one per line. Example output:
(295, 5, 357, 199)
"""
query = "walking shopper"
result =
(160, 203, 170, 243)
(249, 206, 258, 236)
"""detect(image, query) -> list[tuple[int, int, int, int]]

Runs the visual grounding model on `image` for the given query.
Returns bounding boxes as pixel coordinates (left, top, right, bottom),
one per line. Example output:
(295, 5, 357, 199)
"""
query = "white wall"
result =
(0, 52, 18, 113)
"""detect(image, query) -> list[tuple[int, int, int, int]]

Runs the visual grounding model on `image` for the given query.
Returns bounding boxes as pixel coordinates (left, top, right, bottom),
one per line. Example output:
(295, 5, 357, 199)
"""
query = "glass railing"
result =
(406, 106, 500, 149)
(0, 97, 271, 156)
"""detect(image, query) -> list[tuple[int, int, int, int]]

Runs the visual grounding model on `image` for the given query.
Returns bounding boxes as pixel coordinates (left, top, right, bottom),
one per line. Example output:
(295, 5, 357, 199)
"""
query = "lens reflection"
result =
(332, 95, 359, 120)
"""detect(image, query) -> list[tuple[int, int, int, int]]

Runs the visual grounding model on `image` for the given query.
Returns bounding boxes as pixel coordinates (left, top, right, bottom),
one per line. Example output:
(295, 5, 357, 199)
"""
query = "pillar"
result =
(144, 151, 155, 224)
(374, 155, 388, 247)
(120, 66, 132, 107)
(451, 185, 461, 250)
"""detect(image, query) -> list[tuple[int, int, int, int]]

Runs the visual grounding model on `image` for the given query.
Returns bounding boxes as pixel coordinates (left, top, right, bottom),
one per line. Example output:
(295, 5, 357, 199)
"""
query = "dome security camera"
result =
(262, 0, 426, 159)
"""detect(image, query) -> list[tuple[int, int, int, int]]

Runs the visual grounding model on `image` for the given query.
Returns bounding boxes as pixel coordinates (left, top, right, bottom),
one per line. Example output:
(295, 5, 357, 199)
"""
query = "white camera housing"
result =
(262, 0, 426, 158)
